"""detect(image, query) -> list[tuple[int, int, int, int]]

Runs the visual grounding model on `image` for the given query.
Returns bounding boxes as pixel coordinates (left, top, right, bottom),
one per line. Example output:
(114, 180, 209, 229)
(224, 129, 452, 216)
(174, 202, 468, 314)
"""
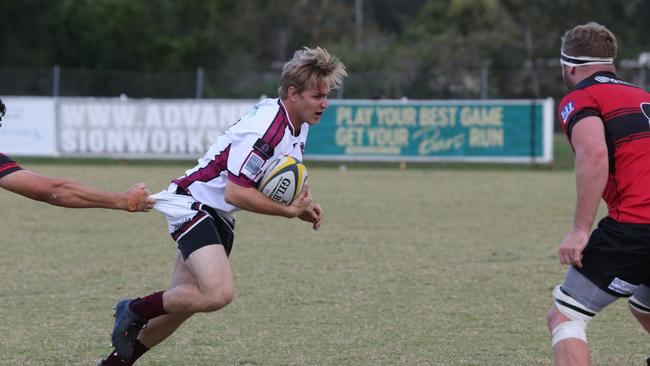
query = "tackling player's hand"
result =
(288, 184, 312, 218)
(299, 202, 323, 231)
(558, 229, 590, 268)
(125, 183, 156, 212)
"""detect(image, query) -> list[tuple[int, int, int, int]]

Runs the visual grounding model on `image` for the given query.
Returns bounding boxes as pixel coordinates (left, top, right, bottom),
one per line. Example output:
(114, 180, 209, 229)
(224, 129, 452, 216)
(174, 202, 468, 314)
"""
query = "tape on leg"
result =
(551, 320, 587, 347)
(553, 285, 597, 322)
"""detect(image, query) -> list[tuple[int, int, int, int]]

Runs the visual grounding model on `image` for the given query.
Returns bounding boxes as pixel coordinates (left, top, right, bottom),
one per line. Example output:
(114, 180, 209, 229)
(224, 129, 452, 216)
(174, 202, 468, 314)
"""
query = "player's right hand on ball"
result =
(125, 183, 156, 212)
(558, 229, 589, 268)
(289, 184, 312, 218)
(299, 202, 323, 231)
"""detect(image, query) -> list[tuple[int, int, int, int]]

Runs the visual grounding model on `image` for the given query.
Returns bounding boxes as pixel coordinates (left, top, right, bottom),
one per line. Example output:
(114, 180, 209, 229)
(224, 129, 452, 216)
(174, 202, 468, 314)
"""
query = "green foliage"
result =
(0, 0, 649, 98)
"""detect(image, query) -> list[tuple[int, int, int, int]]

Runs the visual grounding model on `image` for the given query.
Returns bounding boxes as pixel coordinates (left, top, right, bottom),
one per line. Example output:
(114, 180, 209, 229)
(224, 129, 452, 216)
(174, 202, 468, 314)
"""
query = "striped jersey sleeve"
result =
(227, 101, 288, 187)
(0, 153, 22, 178)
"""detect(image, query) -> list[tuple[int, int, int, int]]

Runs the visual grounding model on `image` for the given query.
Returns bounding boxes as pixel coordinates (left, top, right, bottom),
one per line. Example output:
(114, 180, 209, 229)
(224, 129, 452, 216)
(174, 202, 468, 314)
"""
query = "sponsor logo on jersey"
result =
(561, 101, 574, 124)
(242, 152, 265, 178)
(608, 277, 637, 296)
(594, 76, 634, 86)
(253, 138, 274, 159)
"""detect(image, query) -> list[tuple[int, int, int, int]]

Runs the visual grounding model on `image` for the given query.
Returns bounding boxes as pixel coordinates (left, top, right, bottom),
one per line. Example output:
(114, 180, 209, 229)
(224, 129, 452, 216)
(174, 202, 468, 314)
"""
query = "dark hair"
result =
(0, 98, 5, 122)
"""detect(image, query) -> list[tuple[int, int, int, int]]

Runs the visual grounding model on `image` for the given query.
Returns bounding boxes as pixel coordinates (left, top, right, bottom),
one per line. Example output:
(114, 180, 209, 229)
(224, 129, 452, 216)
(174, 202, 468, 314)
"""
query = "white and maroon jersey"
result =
(172, 98, 308, 213)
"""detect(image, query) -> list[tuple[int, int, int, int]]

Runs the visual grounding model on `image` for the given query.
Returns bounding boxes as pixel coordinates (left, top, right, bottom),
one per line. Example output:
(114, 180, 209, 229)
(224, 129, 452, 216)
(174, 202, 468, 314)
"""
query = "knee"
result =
(202, 285, 235, 312)
(547, 304, 576, 333)
(549, 286, 596, 346)
(547, 305, 564, 332)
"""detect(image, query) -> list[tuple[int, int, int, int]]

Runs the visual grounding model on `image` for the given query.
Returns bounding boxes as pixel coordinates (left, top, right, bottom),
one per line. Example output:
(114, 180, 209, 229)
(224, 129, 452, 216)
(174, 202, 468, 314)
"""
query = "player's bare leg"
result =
(162, 244, 234, 314)
(548, 305, 590, 366)
(137, 251, 197, 348)
(104, 244, 233, 364)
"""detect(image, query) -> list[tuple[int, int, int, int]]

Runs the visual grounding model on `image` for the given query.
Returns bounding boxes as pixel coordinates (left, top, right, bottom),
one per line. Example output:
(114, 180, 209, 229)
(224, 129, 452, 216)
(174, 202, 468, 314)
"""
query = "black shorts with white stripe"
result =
(172, 204, 235, 260)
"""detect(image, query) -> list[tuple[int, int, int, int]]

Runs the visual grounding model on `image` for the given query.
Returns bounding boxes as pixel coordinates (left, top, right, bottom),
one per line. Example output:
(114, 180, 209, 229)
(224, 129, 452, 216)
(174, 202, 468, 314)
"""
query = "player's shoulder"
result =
(231, 98, 284, 133)
(558, 90, 585, 126)
(246, 98, 282, 123)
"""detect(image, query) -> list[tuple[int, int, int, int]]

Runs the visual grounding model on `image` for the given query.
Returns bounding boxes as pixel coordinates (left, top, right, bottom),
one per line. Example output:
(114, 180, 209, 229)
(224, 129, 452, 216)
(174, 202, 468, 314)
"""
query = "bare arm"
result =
(224, 180, 311, 218)
(558, 116, 609, 267)
(0, 170, 155, 211)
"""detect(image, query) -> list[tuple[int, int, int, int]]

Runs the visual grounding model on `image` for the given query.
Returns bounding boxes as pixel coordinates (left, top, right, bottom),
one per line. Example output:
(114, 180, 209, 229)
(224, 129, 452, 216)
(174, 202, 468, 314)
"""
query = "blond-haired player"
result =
(98, 47, 347, 365)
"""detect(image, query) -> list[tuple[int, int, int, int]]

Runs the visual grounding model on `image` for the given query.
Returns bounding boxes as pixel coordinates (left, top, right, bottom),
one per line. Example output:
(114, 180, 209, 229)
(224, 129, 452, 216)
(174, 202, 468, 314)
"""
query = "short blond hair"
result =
(561, 22, 617, 59)
(278, 47, 347, 99)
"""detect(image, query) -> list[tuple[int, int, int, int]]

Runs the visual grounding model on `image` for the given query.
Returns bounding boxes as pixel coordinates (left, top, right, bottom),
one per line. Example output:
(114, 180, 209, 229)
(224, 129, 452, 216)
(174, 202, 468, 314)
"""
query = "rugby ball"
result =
(258, 156, 308, 205)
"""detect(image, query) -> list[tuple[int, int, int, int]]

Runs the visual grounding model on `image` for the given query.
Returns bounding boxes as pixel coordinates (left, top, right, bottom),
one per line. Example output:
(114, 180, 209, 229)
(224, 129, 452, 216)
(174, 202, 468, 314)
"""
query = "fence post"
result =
(52, 65, 61, 97)
(480, 62, 489, 99)
(195, 67, 204, 99)
(530, 99, 537, 165)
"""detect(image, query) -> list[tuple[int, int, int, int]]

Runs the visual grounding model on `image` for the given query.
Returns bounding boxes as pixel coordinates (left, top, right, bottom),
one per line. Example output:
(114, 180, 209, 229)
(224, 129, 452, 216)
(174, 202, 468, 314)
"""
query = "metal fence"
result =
(1, 63, 649, 102)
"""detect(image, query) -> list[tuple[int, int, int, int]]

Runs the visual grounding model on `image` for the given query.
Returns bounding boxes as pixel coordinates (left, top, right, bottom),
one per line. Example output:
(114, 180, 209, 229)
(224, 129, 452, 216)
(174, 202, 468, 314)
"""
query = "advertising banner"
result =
(57, 98, 257, 159)
(0, 97, 57, 156)
(306, 99, 554, 163)
(1, 97, 554, 164)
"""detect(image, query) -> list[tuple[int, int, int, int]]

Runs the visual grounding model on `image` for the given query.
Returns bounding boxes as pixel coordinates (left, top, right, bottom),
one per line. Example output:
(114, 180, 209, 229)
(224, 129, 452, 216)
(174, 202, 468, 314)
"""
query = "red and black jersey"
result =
(558, 71, 650, 223)
(0, 152, 21, 179)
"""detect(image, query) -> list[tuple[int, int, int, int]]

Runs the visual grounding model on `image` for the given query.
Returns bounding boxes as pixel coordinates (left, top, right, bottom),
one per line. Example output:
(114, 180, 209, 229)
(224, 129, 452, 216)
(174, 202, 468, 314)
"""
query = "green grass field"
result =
(1, 155, 648, 365)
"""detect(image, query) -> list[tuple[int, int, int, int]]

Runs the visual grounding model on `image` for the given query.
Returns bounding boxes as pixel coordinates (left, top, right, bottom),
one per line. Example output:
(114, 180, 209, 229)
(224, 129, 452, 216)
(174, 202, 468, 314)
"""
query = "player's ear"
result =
(569, 66, 577, 76)
(287, 86, 299, 101)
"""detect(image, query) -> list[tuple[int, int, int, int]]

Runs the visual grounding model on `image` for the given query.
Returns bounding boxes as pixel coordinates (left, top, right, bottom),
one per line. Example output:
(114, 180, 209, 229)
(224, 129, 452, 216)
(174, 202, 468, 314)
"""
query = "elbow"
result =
(224, 194, 235, 206)
(33, 189, 62, 205)
(45, 192, 62, 205)
(224, 186, 238, 206)
(43, 188, 65, 205)
(40, 181, 68, 206)
(592, 148, 609, 171)
(579, 147, 608, 167)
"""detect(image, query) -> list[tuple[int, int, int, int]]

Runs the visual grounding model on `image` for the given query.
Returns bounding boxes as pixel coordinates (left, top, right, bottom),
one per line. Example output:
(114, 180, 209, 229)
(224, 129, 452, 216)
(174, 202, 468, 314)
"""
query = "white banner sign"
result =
(57, 98, 257, 158)
(0, 97, 57, 156)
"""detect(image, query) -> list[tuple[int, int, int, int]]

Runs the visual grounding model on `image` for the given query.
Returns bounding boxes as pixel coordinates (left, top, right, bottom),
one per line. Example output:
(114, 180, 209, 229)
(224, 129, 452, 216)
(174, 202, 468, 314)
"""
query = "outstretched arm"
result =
(0, 170, 155, 211)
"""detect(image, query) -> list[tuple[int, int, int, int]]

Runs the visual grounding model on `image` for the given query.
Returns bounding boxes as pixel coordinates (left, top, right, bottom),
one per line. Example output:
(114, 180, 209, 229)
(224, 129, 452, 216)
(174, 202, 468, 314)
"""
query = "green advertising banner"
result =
(306, 99, 554, 163)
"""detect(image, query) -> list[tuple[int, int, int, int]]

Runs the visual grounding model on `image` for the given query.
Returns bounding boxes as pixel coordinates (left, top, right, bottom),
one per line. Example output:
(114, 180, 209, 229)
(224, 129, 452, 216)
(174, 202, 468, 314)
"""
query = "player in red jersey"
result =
(0, 98, 154, 212)
(547, 22, 650, 366)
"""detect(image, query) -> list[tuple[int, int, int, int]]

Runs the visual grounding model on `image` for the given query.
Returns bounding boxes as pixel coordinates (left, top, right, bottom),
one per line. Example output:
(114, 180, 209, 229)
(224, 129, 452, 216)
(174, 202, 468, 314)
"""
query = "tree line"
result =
(1, 0, 648, 99)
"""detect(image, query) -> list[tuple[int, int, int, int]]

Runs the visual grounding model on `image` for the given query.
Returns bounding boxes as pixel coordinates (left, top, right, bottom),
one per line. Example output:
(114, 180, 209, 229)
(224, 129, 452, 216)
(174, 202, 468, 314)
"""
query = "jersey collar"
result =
(573, 71, 618, 91)
(278, 99, 301, 137)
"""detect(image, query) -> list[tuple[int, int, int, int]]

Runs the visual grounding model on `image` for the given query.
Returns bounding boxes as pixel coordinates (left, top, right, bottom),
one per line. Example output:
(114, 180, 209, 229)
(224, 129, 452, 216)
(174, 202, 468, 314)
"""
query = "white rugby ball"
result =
(258, 156, 308, 205)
